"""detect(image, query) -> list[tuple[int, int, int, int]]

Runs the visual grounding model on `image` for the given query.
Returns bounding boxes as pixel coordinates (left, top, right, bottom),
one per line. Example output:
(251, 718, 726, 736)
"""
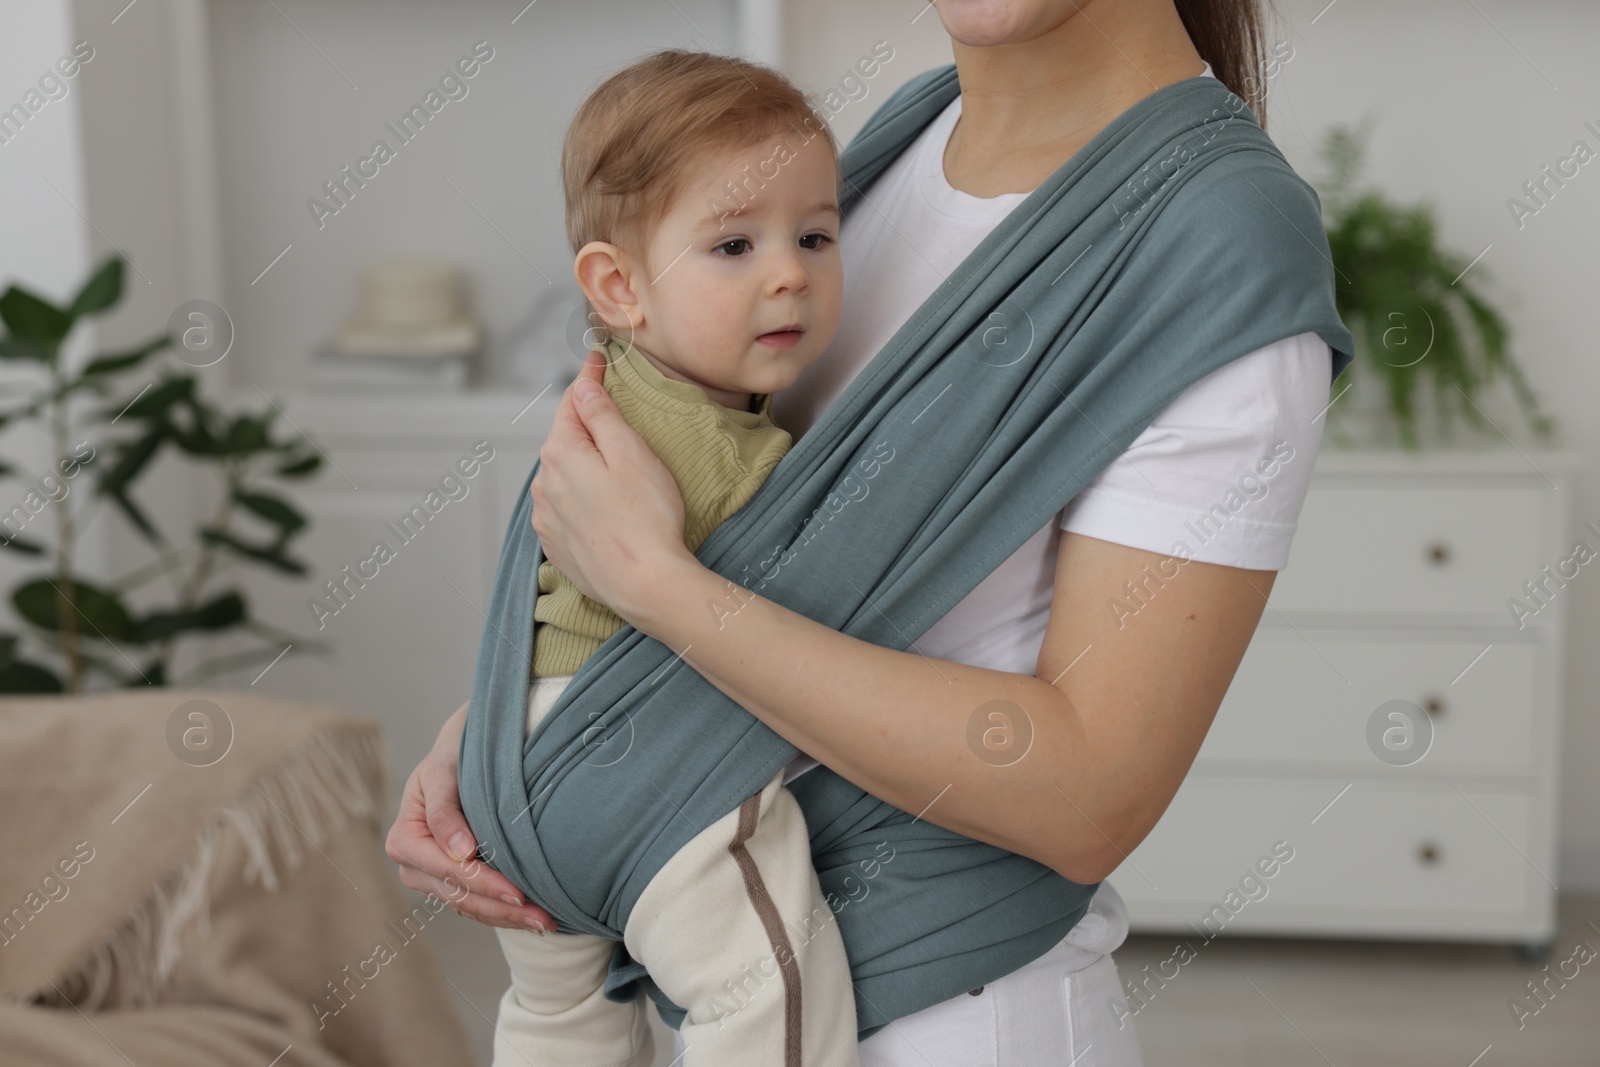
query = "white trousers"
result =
(493, 673, 861, 1067)
(671, 881, 1146, 1066)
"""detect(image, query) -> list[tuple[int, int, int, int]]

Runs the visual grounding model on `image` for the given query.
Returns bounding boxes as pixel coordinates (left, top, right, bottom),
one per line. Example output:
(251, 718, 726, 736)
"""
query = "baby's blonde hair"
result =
(562, 48, 840, 272)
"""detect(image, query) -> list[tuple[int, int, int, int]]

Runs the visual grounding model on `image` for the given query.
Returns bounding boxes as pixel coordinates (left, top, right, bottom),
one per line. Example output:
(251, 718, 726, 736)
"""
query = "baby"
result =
(485, 49, 860, 1067)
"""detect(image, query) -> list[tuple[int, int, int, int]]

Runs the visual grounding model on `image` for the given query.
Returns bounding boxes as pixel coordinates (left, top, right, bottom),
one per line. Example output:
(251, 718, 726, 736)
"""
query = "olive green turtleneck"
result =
(531, 335, 792, 677)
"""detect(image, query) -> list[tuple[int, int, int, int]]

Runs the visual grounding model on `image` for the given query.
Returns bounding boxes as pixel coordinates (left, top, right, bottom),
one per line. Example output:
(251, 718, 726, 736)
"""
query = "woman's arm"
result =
(534, 370, 1278, 885)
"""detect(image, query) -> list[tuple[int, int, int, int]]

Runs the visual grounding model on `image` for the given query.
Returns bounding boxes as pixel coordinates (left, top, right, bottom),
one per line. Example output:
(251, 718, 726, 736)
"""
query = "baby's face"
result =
(626, 130, 843, 405)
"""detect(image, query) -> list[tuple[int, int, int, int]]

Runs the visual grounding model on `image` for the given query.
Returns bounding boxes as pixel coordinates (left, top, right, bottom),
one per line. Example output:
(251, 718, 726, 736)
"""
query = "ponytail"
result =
(1172, 0, 1276, 131)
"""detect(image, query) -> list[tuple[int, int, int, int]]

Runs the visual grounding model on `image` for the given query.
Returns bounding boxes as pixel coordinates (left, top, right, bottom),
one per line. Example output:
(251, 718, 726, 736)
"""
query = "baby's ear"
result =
(574, 241, 643, 332)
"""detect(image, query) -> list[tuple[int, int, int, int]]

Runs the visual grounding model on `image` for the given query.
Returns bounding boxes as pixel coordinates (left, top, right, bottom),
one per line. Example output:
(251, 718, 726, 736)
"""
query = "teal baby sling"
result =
(460, 63, 1355, 1039)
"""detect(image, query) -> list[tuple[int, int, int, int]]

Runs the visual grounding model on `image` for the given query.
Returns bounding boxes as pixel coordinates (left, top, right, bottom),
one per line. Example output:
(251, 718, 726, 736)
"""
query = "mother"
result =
(389, 0, 1350, 1062)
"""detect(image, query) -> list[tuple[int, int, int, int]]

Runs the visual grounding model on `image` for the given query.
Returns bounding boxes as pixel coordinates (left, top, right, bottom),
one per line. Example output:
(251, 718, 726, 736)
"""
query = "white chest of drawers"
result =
(1112, 447, 1583, 950)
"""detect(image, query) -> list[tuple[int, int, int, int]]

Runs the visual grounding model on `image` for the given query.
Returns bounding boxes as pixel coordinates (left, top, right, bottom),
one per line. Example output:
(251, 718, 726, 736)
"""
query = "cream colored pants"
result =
(492, 673, 861, 1067)
(672, 882, 1147, 1066)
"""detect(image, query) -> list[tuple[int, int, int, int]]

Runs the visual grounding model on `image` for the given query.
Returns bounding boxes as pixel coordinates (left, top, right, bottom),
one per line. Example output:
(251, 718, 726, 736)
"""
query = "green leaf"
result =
(0, 398, 50, 429)
(276, 452, 322, 478)
(1312, 123, 1554, 451)
(0, 336, 48, 362)
(0, 286, 72, 348)
(110, 376, 194, 422)
(83, 334, 169, 377)
(13, 578, 134, 638)
(0, 659, 63, 693)
(69, 258, 124, 318)
(107, 485, 163, 544)
(170, 397, 224, 456)
(222, 413, 273, 455)
(135, 659, 166, 686)
(0, 530, 47, 556)
(199, 527, 308, 576)
(99, 424, 166, 499)
(193, 590, 248, 627)
(233, 491, 306, 533)
(125, 591, 246, 643)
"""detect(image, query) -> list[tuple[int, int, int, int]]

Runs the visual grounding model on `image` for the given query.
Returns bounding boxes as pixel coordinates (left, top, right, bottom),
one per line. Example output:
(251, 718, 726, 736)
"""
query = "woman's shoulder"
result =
(1137, 128, 1354, 381)
(1163, 133, 1326, 254)
(1163, 114, 1345, 289)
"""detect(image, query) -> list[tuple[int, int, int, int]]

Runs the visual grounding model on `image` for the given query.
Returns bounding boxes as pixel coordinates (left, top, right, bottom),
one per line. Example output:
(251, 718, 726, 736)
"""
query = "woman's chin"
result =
(938, 0, 1076, 48)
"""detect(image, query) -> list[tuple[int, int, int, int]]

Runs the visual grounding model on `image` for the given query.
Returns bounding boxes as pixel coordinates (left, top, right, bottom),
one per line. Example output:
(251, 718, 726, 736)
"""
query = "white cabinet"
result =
(1112, 447, 1582, 948)
(226, 389, 551, 801)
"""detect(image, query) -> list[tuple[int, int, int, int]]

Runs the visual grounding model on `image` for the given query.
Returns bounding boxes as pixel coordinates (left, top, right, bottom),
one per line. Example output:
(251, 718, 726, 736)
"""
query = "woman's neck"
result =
(943, 0, 1207, 197)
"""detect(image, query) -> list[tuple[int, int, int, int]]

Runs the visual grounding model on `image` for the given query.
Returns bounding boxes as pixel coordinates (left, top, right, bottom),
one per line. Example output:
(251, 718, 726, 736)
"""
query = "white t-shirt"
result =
(774, 63, 1331, 787)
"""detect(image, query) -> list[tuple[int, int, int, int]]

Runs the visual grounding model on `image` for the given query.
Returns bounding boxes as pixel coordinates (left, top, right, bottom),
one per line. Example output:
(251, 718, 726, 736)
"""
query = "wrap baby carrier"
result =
(460, 62, 1356, 1040)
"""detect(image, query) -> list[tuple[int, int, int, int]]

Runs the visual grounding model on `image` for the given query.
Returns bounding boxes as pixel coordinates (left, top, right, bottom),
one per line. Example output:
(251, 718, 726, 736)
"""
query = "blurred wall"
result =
(0, 0, 105, 637)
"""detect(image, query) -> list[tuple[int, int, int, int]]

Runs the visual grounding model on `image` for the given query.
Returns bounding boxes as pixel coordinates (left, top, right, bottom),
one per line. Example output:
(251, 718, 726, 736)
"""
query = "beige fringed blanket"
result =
(0, 689, 474, 1067)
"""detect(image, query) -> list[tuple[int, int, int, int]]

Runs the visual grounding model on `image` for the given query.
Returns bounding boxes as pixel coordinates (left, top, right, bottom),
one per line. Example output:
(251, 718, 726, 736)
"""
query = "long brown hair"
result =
(1172, 0, 1278, 130)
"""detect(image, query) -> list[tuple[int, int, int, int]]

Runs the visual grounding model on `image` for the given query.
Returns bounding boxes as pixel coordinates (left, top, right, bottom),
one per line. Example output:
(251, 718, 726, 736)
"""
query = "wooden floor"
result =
(430, 893, 1600, 1066)
(1109, 893, 1600, 1067)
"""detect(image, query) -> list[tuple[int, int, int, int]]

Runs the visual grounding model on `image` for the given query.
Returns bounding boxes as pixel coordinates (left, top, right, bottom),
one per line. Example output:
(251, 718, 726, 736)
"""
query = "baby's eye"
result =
(714, 238, 752, 256)
(799, 233, 834, 250)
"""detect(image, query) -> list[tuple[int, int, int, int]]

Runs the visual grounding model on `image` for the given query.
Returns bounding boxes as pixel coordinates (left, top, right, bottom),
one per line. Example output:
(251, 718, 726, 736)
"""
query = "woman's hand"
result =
(384, 700, 555, 932)
(530, 349, 693, 621)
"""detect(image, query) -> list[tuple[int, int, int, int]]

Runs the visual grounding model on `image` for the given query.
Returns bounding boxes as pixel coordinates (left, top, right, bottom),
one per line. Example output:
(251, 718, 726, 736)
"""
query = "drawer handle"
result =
(1417, 841, 1442, 866)
(1423, 696, 1446, 717)
(1425, 542, 1452, 565)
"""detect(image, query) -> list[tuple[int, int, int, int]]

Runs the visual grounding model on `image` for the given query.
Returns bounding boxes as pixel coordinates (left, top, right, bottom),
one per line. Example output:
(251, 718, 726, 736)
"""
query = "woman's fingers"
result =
(415, 754, 529, 901)
(384, 711, 559, 932)
(416, 754, 487, 866)
(577, 343, 607, 387)
(387, 783, 554, 931)
(538, 384, 601, 489)
(546, 350, 608, 460)
(385, 734, 543, 915)
(401, 866, 554, 932)
(530, 355, 689, 611)
(571, 375, 640, 461)
(531, 371, 608, 538)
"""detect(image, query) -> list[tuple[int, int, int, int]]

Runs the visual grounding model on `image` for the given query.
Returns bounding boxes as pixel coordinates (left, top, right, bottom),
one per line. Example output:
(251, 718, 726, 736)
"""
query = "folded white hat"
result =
(335, 260, 482, 359)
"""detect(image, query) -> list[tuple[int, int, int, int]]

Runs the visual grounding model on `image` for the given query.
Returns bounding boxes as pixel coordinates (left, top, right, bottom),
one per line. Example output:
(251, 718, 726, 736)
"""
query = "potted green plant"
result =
(0, 255, 326, 692)
(1314, 122, 1558, 450)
